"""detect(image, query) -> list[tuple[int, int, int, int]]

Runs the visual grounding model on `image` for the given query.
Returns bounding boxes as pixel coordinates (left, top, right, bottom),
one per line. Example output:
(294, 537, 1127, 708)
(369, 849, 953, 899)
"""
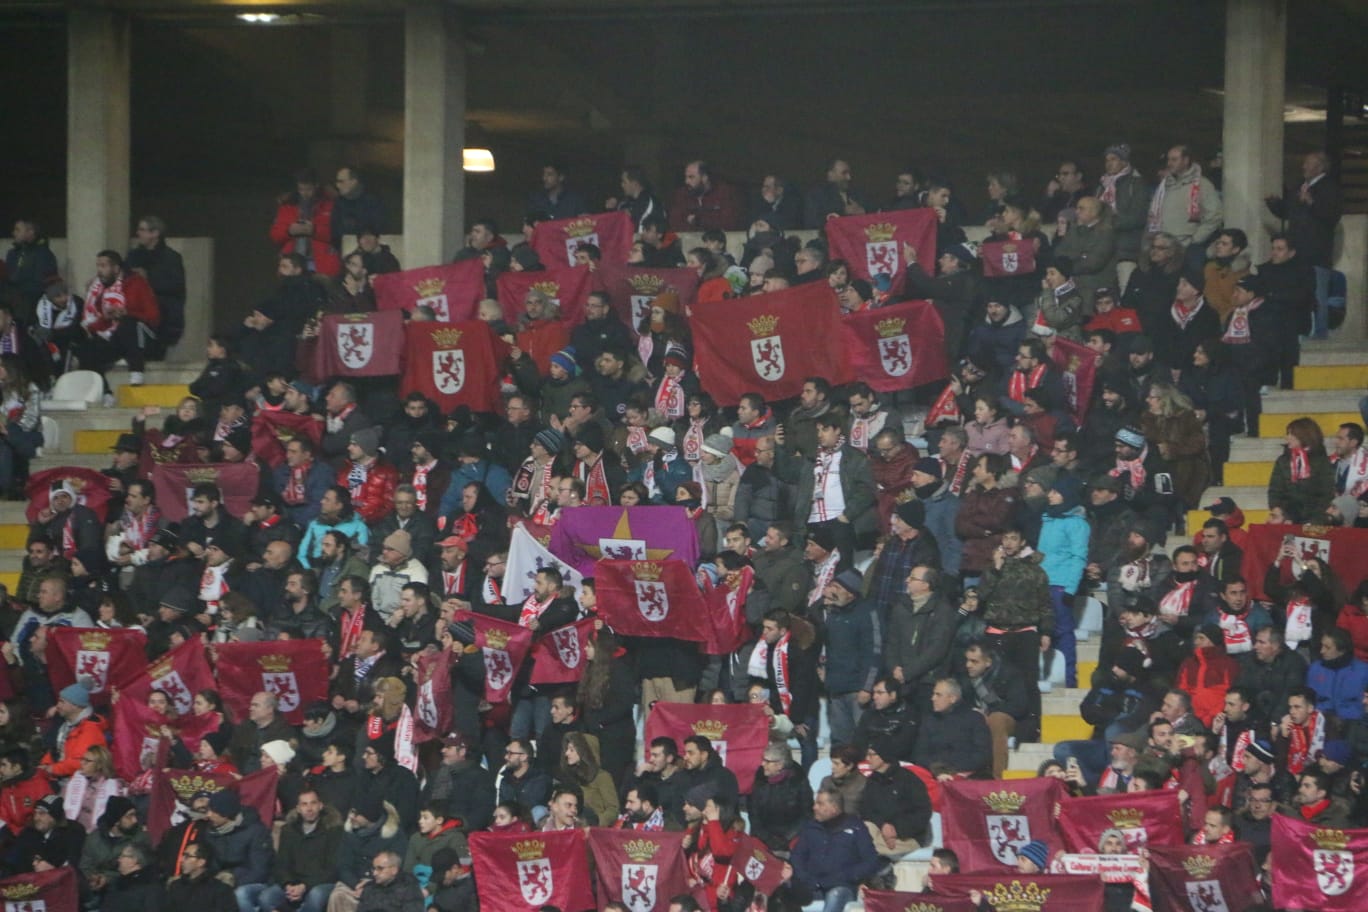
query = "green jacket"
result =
(1267, 449, 1335, 524)
(978, 551, 1055, 634)
(778, 444, 877, 540)
(273, 805, 345, 889)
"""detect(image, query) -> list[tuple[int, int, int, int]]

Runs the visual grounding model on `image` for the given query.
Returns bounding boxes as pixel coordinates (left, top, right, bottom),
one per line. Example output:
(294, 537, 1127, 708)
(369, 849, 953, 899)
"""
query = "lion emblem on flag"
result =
(750, 336, 785, 381)
(622, 864, 657, 912)
(879, 334, 912, 377)
(75, 650, 111, 693)
(986, 815, 1031, 865)
(262, 672, 300, 712)
(1315, 848, 1354, 895)
(484, 647, 514, 692)
(551, 627, 582, 669)
(432, 349, 465, 394)
(338, 323, 374, 369)
(634, 580, 669, 622)
(865, 240, 898, 279)
(517, 857, 553, 905)
(1185, 880, 1228, 912)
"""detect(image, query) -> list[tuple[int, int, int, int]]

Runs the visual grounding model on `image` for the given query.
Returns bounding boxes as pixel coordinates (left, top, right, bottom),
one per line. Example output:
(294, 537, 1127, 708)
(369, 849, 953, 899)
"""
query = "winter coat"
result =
(788, 814, 883, 893)
(1034, 284, 1085, 342)
(1141, 410, 1210, 509)
(272, 805, 344, 888)
(1266, 176, 1342, 268)
(357, 871, 427, 912)
(778, 443, 876, 539)
(1235, 646, 1311, 722)
(336, 802, 407, 887)
(676, 756, 740, 811)
(959, 658, 1031, 721)
(883, 592, 959, 692)
(821, 596, 880, 696)
(860, 763, 931, 842)
(851, 700, 918, 762)
(1150, 165, 1222, 248)
(1054, 221, 1120, 305)
(1268, 447, 1335, 523)
(913, 699, 992, 775)
(747, 766, 812, 852)
(955, 484, 1021, 574)
(578, 660, 638, 783)
(967, 307, 1028, 377)
(1087, 500, 1138, 570)
(1307, 654, 1368, 722)
(1150, 299, 1221, 374)
(1097, 172, 1152, 260)
(100, 863, 166, 912)
(40, 713, 107, 779)
(1079, 671, 1159, 739)
(734, 462, 792, 542)
(902, 267, 979, 363)
(497, 765, 552, 812)
(1176, 646, 1242, 726)
(750, 545, 810, 618)
(1202, 248, 1251, 321)
(337, 459, 401, 524)
(404, 819, 468, 871)
(421, 759, 495, 831)
(270, 195, 340, 277)
(1038, 507, 1090, 594)
(201, 806, 273, 887)
(164, 872, 236, 912)
(966, 416, 1011, 457)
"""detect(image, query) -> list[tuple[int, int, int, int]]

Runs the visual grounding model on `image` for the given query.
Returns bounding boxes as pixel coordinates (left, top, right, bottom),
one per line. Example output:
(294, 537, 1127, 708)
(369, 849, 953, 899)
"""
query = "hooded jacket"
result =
(1038, 501, 1090, 594)
(913, 698, 992, 775)
(273, 804, 344, 888)
(884, 591, 959, 692)
(1177, 644, 1242, 726)
(201, 805, 273, 887)
(967, 305, 1028, 377)
(336, 800, 406, 887)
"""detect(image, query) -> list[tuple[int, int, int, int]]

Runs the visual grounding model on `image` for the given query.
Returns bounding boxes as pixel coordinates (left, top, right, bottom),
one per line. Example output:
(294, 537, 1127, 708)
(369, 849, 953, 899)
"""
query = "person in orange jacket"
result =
(40, 683, 108, 781)
(0, 747, 54, 833)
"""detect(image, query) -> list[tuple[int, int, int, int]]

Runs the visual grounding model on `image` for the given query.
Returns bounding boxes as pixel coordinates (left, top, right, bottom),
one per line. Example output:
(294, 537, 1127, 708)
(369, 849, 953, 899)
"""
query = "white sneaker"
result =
(128, 371, 144, 386)
(102, 393, 116, 408)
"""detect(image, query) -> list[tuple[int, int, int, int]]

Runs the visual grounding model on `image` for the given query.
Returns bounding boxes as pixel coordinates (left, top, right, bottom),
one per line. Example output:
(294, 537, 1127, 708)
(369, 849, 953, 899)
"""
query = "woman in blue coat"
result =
(1038, 474, 1090, 687)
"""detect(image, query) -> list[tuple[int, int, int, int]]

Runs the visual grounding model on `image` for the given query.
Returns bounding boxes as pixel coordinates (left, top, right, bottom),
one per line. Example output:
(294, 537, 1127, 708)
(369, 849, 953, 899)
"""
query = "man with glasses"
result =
(497, 738, 551, 815)
(354, 850, 423, 911)
(329, 795, 407, 912)
(167, 841, 236, 908)
(1042, 160, 1086, 225)
(852, 677, 917, 762)
(1121, 233, 1183, 331)
(571, 292, 632, 374)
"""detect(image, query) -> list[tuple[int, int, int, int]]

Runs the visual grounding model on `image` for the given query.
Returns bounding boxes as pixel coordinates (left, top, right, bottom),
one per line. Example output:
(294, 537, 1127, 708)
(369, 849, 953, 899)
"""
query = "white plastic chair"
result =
(37, 416, 59, 457)
(807, 756, 833, 794)
(46, 370, 104, 411)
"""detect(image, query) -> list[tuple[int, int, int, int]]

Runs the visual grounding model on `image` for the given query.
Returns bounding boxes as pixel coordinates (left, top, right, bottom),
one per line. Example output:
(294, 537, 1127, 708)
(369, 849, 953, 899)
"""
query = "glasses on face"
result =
(505, 750, 527, 757)
(486, 560, 504, 568)
(183, 852, 203, 860)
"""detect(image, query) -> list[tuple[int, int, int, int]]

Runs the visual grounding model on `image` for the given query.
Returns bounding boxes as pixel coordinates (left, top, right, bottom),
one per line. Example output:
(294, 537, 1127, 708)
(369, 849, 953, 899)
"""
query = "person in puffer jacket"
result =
(746, 744, 812, 853)
(199, 789, 273, 911)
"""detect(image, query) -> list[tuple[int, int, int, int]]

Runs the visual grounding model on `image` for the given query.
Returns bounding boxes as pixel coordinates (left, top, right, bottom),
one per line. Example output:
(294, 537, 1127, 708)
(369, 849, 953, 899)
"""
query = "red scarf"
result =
(1289, 446, 1311, 482)
(1158, 579, 1197, 624)
(1286, 709, 1325, 776)
(1192, 830, 1235, 845)
(412, 461, 432, 510)
(1220, 726, 1254, 772)
(519, 593, 554, 627)
(625, 427, 649, 454)
(654, 374, 685, 419)
(1009, 446, 1038, 472)
(81, 274, 129, 338)
(482, 575, 502, 605)
(1300, 797, 1332, 821)
(808, 550, 839, 608)
(577, 457, 612, 506)
(1112, 447, 1148, 489)
(1216, 608, 1252, 653)
(339, 604, 367, 657)
(748, 632, 793, 714)
(1098, 166, 1132, 210)
(682, 419, 705, 464)
(283, 461, 310, 505)
(1008, 363, 1046, 404)
(1221, 297, 1262, 344)
(1170, 298, 1204, 330)
(942, 451, 971, 496)
(810, 437, 846, 522)
(1285, 595, 1314, 647)
(442, 563, 466, 598)
(927, 384, 961, 426)
(122, 505, 161, 550)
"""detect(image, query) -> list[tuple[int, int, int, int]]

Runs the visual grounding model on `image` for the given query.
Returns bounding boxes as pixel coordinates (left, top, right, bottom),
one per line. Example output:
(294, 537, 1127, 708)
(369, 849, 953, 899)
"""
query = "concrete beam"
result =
(66, 9, 130, 286)
(403, 3, 466, 267)
(1222, 0, 1286, 263)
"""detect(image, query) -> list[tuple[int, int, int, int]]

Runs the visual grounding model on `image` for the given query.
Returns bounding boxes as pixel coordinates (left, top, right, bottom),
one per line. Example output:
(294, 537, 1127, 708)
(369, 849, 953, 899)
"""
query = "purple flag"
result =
(548, 506, 700, 577)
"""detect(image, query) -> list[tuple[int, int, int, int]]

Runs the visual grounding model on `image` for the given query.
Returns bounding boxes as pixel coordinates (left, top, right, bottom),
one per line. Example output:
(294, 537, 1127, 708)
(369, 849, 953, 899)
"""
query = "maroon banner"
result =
(701, 566, 754, 656)
(862, 891, 976, 912)
(823, 209, 938, 296)
(690, 281, 852, 406)
(212, 639, 329, 725)
(146, 766, 278, 842)
(587, 828, 691, 912)
(250, 409, 324, 469)
(469, 828, 595, 912)
(0, 867, 80, 912)
(111, 687, 220, 781)
(529, 617, 595, 685)
(940, 777, 1066, 873)
(47, 627, 147, 706)
(454, 611, 533, 704)
(1149, 843, 1263, 912)
(644, 702, 768, 795)
(496, 265, 594, 326)
(1243, 523, 1368, 602)
(531, 211, 634, 269)
(595, 560, 712, 642)
(412, 649, 453, 743)
(314, 309, 405, 378)
(25, 466, 113, 523)
(1048, 336, 1097, 425)
(374, 259, 485, 322)
(980, 239, 1039, 278)
(126, 635, 218, 717)
(841, 299, 949, 393)
(929, 874, 1102, 909)
(599, 265, 700, 330)
(734, 835, 789, 897)
(152, 462, 258, 523)
(1057, 790, 1184, 853)
(1272, 815, 1368, 911)
(400, 320, 511, 415)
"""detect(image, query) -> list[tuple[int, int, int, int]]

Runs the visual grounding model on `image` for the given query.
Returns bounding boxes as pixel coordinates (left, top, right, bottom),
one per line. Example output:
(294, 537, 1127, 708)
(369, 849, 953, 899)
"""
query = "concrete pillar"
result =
(403, 4, 465, 267)
(66, 9, 130, 285)
(1221, 0, 1286, 263)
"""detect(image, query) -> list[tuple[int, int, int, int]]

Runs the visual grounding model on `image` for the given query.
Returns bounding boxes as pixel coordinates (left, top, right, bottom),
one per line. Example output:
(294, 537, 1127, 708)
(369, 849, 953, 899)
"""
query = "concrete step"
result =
(1298, 341, 1368, 366)
(1188, 507, 1269, 531)
(0, 572, 18, 592)
(1223, 461, 1273, 487)
(1197, 485, 1269, 512)
(0, 554, 23, 574)
(116, 384, 190, 409)
(74, 429, 131, 455)
(1041, 688, 1090, 715)
(1259, 411, 1360, 439)
(39, 409, 140, 454)
(0, 525, 29, 550)
(1294, 364, 1368, 389)
(106, 364, 203, 387)
(1228, 438, 1285, 461)
(1259, 391, 1364, 413)
(31, 453, 111, 472)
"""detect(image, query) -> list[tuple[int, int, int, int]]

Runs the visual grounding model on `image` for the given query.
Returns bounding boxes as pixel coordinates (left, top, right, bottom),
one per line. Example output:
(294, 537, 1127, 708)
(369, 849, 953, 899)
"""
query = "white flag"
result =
(505, 523, 584, 603)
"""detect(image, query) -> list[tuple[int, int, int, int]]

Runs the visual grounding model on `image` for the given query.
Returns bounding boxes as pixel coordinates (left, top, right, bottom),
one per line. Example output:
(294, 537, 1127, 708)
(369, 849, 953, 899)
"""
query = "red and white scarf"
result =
(339, 605, 367, 657)
(682, 419, 705, 464)
(1170, 298, 1205, 330)
(625, 427, 649, 454)
(1334, 446, 1368, 497)
(927, 384, 961, 426)
(283, 461, 311, 505)
(849, 411, 888, 452)
(519, 593, 554, 628)
(1098, 166, 1133, 211)
(1192, 830, 1235, 846)
(199, 563, 230, 615)
(1117, 557, 1155, 594)
(482, 575, 503, 605)
(1216, 608, 1253, 653)
(441, 562, 466, 598)
(808, 550, 840, 608)
(1288, 446, 1311, 483)
(577, 457, 612, 506)
(1222, 297, 1262, 344)
(120, 505, 161, 550)
(747, 631, 793, 714)
(1010, 446, 1038, 473)
(1285, 595, 1314, 647)
(654, 375, 685, 419)
(412, 461, 433, 511)
(1219, 725, 1254, 772)
(325, 402, 357, 434)
(1112, 446, 1149, 490)
(1008, 364, 1046, 404)
(82, 275, 130, 338)
(1286, 709, 1325, 776)
(810, 437, 846, 523)
(942, 451, 971, 496)
(1158, 579, 1198, 624)
(1147, 166, 1204, 233)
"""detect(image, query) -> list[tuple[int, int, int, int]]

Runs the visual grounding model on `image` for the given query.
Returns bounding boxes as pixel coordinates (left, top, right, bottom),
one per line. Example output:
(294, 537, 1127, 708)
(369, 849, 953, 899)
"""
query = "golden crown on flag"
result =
(981, 790, 1027, 814)
(691, 719, 728, 740)
(1066, 354, 1081, 371)
(275, 428, 299, 443)
(258, 654, 292, 673)
(511, 839, 547, 861)
(1312, 828, 1349, 851)
(414, 277, 446, 298)
(624, 838, 661, 862)
(1301, 524, 1331, 537)
(864, 222, 897, 243)
(629, 274, 665, 294)
(78, 630, 113, 651)
(1000, 242, 1020, 253)
(169, 773, 225, 799)
(1182, 855, 1217, 878)
(343, 314, 368, 322)
(746, 314, 780, 338)
(875, 317, 907, 339)
(1106, 808, 1144, 829)
(564, 217, 598, 238)
(531, 281, 561, 297)
(902, 904, 947, 912)
(632, 562, 663, 581)
(0, 884, 39, 901)
(984, 880, 1050, 912)
(149, 656, 174, 678)
(432, 329, 464, 348)
(751, 849, 768, 863)
(186, 467, 219, 485)
(484, 628, 511, 650)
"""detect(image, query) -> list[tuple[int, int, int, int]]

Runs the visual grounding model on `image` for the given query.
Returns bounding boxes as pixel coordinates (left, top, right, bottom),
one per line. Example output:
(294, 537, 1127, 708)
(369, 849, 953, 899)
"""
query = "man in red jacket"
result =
(268, 168, 340, 277)
(76, 250, 160, 385)
(337, 426, 398, 524)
